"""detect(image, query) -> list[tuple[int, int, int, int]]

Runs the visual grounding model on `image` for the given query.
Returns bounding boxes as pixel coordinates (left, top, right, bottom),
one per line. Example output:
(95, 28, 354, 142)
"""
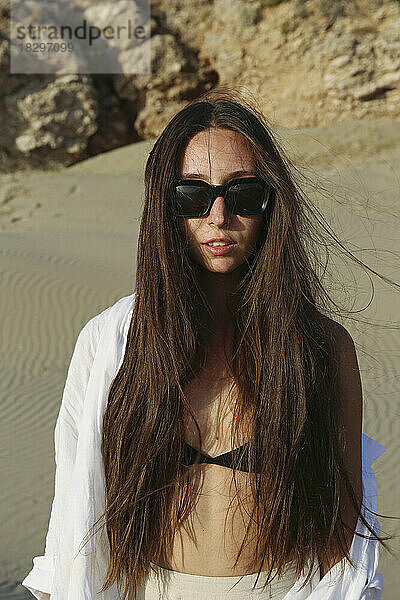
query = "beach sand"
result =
(1, 121, 399, 599)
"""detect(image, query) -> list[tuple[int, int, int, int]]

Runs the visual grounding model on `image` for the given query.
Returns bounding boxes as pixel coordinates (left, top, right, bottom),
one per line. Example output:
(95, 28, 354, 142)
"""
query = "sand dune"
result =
(1, 122, 399, 599)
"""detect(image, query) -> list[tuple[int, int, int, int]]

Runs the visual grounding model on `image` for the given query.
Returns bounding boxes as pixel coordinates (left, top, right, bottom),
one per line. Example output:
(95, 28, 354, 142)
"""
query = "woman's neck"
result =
(196, 268, 245, 365)
(198, 268, 242, 326)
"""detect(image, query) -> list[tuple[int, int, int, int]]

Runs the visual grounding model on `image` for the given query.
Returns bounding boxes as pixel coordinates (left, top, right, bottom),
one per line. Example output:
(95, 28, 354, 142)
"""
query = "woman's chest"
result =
(163, 374, 262, 575)
(182, 369, 244, 454)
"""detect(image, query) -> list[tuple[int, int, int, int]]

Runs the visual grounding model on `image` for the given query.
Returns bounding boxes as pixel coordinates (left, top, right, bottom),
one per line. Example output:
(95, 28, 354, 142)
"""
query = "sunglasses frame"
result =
(171, 176, 274, 218)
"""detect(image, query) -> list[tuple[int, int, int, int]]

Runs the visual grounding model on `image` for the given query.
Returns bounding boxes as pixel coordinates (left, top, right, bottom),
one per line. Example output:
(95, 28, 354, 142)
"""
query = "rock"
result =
(1, 0, 400, 171)
(2, 74, 98, 164)
(353, 71, 400, 101)
(330, 55, 352, 69)
(113, 32, 217, 138)
(213, 0, 261, 28)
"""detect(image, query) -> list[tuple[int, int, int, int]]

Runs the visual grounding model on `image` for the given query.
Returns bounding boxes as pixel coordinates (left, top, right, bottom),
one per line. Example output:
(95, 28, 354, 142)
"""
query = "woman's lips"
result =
(202, 242, 237, 256)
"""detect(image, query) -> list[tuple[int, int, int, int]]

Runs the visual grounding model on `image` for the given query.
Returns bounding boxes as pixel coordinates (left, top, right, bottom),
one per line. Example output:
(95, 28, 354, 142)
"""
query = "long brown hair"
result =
(91, 89, 395, 598)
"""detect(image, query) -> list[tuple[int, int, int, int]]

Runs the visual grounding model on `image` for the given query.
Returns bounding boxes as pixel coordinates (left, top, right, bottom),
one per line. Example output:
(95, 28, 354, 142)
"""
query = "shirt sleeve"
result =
(358, 433, 386, 600)
(21, 307, 112, 599)
(361, 573, 384, 599)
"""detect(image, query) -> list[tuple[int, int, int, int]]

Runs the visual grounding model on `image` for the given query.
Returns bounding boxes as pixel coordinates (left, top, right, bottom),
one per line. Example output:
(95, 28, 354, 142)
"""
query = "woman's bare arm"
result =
(320, 322, 363, 579)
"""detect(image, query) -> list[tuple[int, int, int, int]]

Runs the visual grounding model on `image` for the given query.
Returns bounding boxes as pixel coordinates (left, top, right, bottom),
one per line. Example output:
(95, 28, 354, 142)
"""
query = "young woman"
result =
(22, 90, 391, 600)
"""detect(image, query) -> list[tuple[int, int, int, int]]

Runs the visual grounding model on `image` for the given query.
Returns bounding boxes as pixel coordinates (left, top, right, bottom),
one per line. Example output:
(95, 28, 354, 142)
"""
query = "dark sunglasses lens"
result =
(174, 179, 269, 216)
(175, 184, 210, 216)
(228, 181, 266, 214)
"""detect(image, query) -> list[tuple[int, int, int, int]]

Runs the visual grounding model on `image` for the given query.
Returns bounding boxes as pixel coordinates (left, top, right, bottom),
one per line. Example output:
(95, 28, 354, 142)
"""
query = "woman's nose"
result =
(207, 195, 231, 225)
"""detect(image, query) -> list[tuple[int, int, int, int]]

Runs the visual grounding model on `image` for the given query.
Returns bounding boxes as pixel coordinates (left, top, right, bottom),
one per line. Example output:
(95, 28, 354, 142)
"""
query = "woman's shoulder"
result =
(318, 313, 354, 344)
(317, 314, 358, 365)
(75, 292, 137, 358)
(318, 313, 362, 438)
(82, 292, 136, 335)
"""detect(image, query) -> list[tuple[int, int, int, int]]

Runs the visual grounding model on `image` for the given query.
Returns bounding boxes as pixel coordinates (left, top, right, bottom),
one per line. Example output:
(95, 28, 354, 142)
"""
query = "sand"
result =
(1, 122, 399, 599)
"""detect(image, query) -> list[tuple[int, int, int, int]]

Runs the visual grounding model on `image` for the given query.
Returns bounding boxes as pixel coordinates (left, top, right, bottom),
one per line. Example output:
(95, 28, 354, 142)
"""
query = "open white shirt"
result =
(21, 293, 386, 599)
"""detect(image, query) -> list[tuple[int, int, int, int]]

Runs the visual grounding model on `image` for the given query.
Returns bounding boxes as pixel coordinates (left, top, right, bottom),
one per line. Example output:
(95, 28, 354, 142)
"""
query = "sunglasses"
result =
(171, 176, 275, 218)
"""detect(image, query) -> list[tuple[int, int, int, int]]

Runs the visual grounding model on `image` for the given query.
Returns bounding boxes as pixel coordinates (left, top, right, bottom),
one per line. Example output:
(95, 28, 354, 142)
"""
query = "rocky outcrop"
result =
(0, 0, 399, 172)
(199, 0, 400, 126)
(0, 0, 217, 171)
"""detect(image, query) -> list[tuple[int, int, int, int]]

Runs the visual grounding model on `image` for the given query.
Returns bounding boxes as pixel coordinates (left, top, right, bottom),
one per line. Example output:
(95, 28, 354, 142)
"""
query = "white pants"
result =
(142, 562, 314, 600)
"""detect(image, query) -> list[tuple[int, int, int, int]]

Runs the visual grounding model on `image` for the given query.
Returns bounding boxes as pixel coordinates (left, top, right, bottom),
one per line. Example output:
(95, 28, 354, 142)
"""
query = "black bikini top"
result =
(182, 440, 252, 472)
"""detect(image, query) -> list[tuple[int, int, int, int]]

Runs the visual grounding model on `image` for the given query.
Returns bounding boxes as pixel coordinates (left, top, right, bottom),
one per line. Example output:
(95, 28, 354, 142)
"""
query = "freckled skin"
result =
(178, 128, 265, 275)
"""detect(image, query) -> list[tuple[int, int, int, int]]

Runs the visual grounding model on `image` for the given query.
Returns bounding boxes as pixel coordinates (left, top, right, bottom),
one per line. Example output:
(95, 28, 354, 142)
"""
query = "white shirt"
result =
(21, 293, 386, 599)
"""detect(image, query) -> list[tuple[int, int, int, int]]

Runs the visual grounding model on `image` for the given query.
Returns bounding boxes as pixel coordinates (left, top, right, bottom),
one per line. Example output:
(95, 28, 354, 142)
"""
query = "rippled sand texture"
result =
(1, 123, 399, 599)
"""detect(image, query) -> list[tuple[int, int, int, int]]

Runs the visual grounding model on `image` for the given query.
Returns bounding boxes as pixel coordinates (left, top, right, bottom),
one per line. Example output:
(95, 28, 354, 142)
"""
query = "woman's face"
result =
(177, 128, 265, 275)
